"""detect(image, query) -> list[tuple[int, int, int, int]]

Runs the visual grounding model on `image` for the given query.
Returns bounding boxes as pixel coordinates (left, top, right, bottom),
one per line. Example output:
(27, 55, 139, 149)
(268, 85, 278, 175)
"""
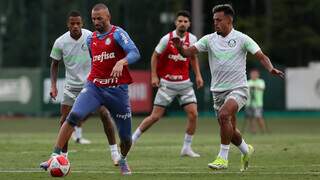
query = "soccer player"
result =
(244, 69, 267, 134)
(51, 11, 92, 145)
(172, 4, 284, 171)
(48, 10, 120, 165)
(131, 10, 204, 157)
(40, 4, 140, 175)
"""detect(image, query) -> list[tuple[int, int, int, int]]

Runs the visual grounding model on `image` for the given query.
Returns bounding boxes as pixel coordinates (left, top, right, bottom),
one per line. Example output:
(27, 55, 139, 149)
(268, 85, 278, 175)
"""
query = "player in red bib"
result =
(132, 11, 204, 157)
(40, 3, 140, 176)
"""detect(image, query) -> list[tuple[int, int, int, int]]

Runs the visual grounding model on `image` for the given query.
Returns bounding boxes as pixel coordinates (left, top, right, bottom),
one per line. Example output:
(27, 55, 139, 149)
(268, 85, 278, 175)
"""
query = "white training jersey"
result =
(50, 29, 92, 89)
(155, 30, 197, 54)
(194, 29, 260, 92)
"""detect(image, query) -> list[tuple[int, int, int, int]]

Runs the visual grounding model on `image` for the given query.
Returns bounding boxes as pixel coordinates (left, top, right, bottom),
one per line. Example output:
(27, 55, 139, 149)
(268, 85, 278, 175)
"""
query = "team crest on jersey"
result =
(228, 39, 236, 47)
(81, 43, 88, 51)
(105, 38, 111, 45)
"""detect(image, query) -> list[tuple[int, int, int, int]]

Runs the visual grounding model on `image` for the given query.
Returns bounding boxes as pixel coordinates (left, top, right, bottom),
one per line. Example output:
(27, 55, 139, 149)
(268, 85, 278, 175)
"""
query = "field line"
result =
(0, 169, 320, 175)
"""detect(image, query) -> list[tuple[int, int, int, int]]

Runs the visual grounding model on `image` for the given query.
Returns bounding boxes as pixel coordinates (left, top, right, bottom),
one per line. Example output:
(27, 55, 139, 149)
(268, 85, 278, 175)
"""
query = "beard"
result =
(95, 27, 104, 33)
(177, 28, 186, 35)
(95, 23, 106, 33)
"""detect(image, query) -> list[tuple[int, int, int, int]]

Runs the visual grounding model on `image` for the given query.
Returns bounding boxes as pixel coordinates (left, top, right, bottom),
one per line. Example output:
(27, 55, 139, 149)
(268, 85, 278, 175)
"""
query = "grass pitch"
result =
(0, 115, 320, 180)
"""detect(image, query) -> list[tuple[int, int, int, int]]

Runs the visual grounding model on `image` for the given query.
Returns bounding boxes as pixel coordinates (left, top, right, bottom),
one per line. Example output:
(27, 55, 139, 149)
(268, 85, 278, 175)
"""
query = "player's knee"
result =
(59, 119, 64, 127)
(218, 110, 231, 124)
(59, 116, 67, 127)
(150, 114, 161, 122)
(187, 110, 198, 121)
(66, 112, 81, 127)
(99, 107, 110, 117)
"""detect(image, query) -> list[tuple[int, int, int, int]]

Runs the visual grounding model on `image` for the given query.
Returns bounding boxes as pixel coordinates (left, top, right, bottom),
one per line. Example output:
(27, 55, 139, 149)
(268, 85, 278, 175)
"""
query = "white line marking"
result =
(0, 169, 320, 175)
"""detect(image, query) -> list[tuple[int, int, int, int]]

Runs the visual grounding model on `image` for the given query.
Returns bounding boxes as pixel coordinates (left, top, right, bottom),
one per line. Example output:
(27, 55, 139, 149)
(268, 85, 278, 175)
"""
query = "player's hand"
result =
(151, 75, 160, 87)
(111, 59, 127, 77)
(270, 68, 285, 79)
(195, 76, 204, 89)
(50, 86, 58, 101)
(171, 37, 183, 49)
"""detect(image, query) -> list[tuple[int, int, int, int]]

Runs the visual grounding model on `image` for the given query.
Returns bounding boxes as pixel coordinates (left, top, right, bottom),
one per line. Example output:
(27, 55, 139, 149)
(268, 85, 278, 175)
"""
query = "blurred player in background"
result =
(46, 10, 120, 166)
(41, 3, 140, 175)
(244, 69, 267, 134)
(172, 4, 284, 171)
(132, 10, 204, 157)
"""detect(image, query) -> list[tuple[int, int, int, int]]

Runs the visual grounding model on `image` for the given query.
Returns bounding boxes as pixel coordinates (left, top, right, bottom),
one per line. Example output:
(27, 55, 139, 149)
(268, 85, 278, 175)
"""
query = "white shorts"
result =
(61, 86, 83, 106)
(154, 79, 197, 107)
(212, 87, 249, 112)
(245, 107, 263, 118)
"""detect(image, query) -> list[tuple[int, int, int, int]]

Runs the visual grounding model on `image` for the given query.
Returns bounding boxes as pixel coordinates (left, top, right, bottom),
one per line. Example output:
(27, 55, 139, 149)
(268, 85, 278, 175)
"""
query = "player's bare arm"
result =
(50, 59, 60, 100)
(255, 50, 285, 79)
(150, 51, 160, 87)
(190, 55, 204, 89)
(171, 37, 199, 57)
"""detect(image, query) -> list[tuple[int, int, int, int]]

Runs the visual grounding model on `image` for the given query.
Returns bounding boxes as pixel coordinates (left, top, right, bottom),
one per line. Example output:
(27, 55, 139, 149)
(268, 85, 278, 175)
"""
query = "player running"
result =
(47, 10, 120, 165)
(132, 10, 204, 157)
(172, 4, 284, 171)
(40, 4, 140, 175)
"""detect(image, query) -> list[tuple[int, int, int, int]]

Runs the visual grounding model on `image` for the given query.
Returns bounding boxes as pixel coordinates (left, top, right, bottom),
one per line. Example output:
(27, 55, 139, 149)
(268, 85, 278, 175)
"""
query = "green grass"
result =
(0, 116, 320, 180)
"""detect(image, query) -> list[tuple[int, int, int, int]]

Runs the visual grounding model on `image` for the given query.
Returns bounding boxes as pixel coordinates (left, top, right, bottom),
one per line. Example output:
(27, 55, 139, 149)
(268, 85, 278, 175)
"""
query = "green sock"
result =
(53, 147, 62, 155)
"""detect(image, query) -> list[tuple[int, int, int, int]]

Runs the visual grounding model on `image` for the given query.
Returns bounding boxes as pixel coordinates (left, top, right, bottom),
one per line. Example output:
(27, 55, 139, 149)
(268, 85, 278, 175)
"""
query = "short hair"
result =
(92, 3, 108, 11)
(176, 10, 191, 21)
(68, 10, 81, 18)
(212, 4, 235, 18)
(251, 68, 260, 72)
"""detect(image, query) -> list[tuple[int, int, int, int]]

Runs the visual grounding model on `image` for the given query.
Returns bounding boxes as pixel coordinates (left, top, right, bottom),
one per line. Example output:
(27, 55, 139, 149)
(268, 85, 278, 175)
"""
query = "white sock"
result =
(237, 139, 249, 155)
(121, 154, 127, 160)
(218, 144, 230, 160)
(74, 126, 82, 139)
(182, 133, 193, 149)
(132, 128, 142, 143)
(110, 144, 119, 154)
(61, 152, 68, 158)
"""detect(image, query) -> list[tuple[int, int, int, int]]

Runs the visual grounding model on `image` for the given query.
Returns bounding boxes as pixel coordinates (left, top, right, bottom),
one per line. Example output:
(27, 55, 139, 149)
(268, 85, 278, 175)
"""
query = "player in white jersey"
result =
(131, 11, 203, 158)
(48, 11, 120, 165)
(172, 4, 284, 171)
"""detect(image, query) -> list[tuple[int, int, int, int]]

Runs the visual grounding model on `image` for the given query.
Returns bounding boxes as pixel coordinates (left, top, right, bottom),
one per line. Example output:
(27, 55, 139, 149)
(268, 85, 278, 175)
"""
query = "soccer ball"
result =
(47, 155, 70, 177)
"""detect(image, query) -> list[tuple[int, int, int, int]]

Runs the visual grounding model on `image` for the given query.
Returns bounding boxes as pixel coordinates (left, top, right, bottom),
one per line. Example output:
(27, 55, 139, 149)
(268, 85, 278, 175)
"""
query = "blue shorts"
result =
(66, 81, 132, 142)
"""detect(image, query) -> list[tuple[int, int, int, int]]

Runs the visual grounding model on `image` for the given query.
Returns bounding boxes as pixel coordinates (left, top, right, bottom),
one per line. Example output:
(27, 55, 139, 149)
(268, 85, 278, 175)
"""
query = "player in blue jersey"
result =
(40, 4, 140, 176)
